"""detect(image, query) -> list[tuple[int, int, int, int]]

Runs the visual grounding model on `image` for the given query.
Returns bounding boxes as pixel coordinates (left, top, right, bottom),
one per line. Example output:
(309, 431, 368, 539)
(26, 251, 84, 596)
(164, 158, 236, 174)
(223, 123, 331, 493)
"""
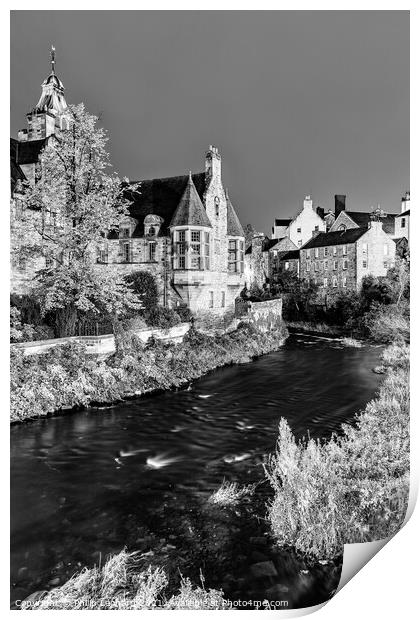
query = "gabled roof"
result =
(170, 173, 212, 228)
(123, 172, 206, 237)
(302, 227, 368, 249)
(344, 211, 396, 235)
(226, 192, 244, 237)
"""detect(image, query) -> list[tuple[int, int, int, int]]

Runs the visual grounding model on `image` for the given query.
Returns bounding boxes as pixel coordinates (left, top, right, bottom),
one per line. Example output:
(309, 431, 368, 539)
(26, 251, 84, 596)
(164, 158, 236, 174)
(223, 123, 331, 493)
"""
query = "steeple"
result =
(20, 46, 70, 142)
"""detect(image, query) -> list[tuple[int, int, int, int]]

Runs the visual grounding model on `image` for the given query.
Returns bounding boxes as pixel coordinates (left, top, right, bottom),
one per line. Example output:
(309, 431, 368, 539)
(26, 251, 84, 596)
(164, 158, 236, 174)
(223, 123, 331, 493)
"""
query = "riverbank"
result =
(265, 340, 410, 559)
(285, 321, 346, 338)
(10, 321, 288, 423)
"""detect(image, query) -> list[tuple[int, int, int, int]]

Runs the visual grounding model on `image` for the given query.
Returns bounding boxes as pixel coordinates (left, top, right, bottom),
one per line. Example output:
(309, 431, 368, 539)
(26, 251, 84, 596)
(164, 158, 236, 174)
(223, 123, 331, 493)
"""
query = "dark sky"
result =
(10, 11, 409, 233)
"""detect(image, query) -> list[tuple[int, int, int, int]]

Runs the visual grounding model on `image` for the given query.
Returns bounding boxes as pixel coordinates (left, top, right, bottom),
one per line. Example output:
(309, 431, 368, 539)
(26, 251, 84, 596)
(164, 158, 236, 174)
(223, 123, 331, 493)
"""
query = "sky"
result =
(10, 10, 409, 233)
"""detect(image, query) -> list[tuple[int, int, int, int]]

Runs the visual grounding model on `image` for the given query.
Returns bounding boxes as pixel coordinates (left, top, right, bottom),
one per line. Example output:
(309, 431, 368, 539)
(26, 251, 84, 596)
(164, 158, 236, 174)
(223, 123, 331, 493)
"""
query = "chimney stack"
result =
(401, 190, 410, 213)
(205, 144, 222, 182)
(335, 194, 346, 218)
(316, 206, 324, 219)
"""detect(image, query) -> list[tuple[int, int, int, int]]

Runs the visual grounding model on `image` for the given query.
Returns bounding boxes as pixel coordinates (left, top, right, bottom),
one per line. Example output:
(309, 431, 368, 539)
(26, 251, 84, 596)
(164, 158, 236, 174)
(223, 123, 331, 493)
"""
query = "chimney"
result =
(401, 190, 410, 213)
(205, 144, 222, 182)
(316, 206, 324, 219)
(335, 194, 346, 218)
(303, 195, 313, 210)
(369, 219, 383, 233)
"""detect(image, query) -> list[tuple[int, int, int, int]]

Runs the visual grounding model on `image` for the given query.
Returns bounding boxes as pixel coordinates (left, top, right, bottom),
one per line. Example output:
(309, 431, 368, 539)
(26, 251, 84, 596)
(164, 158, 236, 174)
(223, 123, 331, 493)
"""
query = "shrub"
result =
(208, 480, 256, 506)
(358, 302, 410, 343)
(265, 342, 409, 559)
(145, 306, 181, 328)
(30, 550, 226, 610)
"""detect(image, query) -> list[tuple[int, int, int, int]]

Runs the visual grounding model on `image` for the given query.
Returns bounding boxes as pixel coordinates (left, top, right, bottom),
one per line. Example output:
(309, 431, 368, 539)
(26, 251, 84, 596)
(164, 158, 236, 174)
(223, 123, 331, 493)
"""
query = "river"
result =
(10, 334, 383, 608)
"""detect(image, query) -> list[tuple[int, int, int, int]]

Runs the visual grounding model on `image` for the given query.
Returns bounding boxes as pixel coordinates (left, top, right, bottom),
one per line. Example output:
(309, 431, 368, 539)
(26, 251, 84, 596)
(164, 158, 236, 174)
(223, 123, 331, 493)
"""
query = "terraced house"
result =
(300, 219, 396, 300)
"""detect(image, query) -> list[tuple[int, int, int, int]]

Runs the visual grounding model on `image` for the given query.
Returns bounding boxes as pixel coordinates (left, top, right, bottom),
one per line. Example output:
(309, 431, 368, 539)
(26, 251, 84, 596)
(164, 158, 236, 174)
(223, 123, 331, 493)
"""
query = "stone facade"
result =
(300, 221, 396, 301)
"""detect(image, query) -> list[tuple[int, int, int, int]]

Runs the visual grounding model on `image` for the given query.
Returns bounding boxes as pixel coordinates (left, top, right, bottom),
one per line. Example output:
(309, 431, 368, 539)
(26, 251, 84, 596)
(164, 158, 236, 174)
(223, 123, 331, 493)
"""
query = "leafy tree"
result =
(13, 103, 142, 344)
(124, 271, 158, 315)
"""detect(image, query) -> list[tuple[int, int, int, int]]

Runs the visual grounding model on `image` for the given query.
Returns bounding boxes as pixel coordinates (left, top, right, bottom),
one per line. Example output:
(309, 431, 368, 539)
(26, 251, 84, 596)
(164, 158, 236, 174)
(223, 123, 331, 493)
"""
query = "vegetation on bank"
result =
(265, 341, 410, 559)
(10, 321, 288, 423)
(26, 550, 227, 610)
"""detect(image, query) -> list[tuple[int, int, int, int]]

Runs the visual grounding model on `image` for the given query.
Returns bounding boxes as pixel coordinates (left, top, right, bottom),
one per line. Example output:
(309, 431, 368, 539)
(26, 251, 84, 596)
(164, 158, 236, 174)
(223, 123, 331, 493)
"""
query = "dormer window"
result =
(144, 214, 163, 237)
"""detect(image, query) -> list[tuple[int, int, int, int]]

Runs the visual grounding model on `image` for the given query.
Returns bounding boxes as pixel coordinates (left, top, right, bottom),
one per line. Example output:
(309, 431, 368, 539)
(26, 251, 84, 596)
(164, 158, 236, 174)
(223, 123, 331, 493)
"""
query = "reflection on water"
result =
(10, 335, 382, 606)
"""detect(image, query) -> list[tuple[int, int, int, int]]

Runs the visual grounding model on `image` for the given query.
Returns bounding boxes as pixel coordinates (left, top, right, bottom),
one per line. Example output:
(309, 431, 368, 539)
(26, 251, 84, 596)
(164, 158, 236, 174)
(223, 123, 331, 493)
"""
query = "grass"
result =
(264, 341, 409, 560)
(24, 550, 227, 610)
(341, 337, 363, 348)
(208, 480, 256, 506)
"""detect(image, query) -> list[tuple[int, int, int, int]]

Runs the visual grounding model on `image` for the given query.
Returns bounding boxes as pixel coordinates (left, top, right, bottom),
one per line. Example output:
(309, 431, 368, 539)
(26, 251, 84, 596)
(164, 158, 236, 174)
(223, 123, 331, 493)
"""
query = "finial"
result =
(188, 170, 192, 180)
(51, 45, 56, 74)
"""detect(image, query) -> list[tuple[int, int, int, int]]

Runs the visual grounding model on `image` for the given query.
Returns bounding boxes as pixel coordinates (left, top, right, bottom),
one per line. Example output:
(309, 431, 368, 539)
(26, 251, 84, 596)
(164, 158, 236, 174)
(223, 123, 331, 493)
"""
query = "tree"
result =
(13, 103, 142, 344)
(124, 271, 158, 315)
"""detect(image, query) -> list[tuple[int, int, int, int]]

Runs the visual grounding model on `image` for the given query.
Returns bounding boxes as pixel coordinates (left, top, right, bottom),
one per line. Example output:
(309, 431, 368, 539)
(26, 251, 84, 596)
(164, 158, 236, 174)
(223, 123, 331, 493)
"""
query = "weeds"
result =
(208, 480, 256, 506)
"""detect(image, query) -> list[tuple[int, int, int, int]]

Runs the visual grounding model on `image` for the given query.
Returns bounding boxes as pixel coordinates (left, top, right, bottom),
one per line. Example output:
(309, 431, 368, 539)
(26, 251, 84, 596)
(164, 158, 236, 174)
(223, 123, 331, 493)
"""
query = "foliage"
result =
(13, 103, 142, 337)
(10, 307, 36, 343)
(145, 306, 182, 329)
(29, 549, 226, 610)
(358, 302, 410, 344)
(124, 271, 158, 314)
(10, 321, 288, 422)
(208, 480, 256, 507)
(265, 342, 409, 559)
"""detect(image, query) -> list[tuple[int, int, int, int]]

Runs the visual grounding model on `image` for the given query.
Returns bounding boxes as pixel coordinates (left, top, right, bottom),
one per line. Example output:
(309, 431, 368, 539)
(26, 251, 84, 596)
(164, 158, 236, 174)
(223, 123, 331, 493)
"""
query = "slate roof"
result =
(302, 227, 368, 249)
(123, 172, 206, 237)
(226, 193, 244, 237)
(396, 210, 410, 218)
(274, 218, 292, 227)
(278, 250, 300, 261)
(344, 210, 396, 235)
(170, 174, 212, 228)
(11, 137, 47, 165)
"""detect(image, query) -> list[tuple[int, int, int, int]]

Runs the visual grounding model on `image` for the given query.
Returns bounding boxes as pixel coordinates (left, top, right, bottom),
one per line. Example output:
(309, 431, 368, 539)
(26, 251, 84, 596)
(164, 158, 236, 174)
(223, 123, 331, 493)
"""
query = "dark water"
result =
(10, 334, 383, 608)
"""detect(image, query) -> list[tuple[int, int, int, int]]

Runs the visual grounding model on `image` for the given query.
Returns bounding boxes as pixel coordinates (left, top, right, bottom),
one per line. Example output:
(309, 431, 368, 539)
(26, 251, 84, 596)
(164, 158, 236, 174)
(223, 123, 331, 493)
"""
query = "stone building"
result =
(271, 195, 326, 246)
(244, 235, 297, 290)
(100, 147, 245, 314)
(300, 220, 396, 301)
(394, 191, 410, 248)
(10, 52, 246, 316)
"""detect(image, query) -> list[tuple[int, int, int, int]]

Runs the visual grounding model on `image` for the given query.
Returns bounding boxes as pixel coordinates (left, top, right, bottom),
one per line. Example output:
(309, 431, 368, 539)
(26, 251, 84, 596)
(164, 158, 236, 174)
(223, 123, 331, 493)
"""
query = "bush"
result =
(30, 549, 226, 610)
(265, 342, 409, 559)
(145, 306, 181, 328)
(358, 302, 410, 343)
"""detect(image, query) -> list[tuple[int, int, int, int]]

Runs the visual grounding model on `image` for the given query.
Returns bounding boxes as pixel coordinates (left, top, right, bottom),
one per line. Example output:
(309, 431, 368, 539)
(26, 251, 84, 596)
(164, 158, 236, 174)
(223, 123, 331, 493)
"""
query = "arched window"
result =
(338, 224, 347, 231)
(214, 196, 220, 217)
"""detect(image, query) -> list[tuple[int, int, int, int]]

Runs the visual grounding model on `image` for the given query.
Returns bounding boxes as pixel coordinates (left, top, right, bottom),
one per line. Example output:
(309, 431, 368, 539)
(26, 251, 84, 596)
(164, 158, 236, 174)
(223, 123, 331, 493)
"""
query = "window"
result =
(221, 291, 226, 308)
(175, 230, 186, 269)
(333, 260, 338, 270)
(383, 244, 389, 256)
(338, 224, 347, 231)
(306, 250, 311, 259)
(324, 247, 328, 257)
(343, 259, 348, 270)
(343, 245, 348, 256)
(122, 242, 130, 262)
(323, 277, 328, 288)
(285, 261, 290, 270)
(306, 262, 310, 272)
(324, 260, 328, 270)
(190, 230, 201, 269)
(209, 291, 214, 308)
(362, 242, 367, 254)
(342, 277, 347, 288)
(148, 242, 156, 262)
(98, 248, 108, 264)
(204, 232, 210, 269)
(297, 227, 301, 233)
(333, 246, 337, 256)
(315, 248, 319, 258)
(178, 230, 186, 243)
(315, 261, 320, 271)
(228, 239, 243, 273)
(314, 225, 319, 232)
(298, 240, 302, 247)
(214, 197, 220, 217)
(401, 218, 406, 228)
(332, 276, 338, 288)
(45, 256, 54, 268)
(362, 260, 367, 268)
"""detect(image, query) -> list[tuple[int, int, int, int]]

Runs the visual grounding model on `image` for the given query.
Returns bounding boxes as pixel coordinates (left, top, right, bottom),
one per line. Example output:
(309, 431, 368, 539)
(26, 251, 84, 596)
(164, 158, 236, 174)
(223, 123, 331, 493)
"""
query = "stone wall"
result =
(236, 297, 283, 332)
(12, 323, 191, 358)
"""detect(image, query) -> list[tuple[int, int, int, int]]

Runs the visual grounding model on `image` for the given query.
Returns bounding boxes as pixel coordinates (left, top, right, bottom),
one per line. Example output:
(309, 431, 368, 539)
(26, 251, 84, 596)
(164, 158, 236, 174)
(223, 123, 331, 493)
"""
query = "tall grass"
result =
(265, 342, 409, 559)
(26, 550, 226, 610)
